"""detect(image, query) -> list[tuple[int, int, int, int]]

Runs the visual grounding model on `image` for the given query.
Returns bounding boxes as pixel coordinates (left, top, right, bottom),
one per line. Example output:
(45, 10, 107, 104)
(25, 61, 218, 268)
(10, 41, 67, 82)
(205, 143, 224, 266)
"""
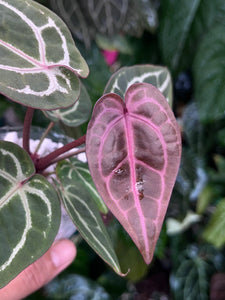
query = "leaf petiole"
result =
(36, 135, 86, 172)
(50, 146, 86, 165)
(23, 107, 34, 154)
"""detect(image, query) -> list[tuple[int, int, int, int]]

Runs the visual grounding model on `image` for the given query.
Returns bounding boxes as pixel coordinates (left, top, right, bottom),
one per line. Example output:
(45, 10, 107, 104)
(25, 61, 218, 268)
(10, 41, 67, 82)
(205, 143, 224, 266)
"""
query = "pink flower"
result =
(102, 49, 119, 66)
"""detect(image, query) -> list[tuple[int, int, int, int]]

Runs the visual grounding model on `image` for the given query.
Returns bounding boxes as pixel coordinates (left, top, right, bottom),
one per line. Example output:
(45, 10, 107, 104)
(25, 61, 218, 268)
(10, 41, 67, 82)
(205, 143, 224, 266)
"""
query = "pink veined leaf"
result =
(86, 83, 182, 264)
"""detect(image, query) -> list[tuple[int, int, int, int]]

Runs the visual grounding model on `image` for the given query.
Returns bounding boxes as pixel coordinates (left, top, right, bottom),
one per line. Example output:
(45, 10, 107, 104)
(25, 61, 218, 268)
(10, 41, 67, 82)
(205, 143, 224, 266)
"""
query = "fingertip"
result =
(51, 239, 77, 269)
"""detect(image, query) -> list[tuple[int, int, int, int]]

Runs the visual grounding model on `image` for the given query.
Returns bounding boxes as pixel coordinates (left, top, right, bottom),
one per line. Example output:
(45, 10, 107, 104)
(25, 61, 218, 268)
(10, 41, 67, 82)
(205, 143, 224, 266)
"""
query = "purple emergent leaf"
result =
(86, 83, 181, 264)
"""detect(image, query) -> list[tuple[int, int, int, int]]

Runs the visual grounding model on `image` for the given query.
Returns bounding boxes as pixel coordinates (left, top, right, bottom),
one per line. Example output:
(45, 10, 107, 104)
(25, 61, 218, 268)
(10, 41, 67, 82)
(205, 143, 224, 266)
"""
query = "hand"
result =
(0, 239, 76, 300)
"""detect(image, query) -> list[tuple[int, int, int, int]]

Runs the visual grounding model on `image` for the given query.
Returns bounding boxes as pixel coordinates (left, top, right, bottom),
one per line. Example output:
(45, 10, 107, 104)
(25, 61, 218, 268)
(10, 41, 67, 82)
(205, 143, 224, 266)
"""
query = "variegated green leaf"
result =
(0, 141, 61, 288)
(104, 65, 173, 106)
(0, 0, 89, 110)
(57, 158, 108, 214)
(43, 83, 92, 126)
(56, 165, 122, 275)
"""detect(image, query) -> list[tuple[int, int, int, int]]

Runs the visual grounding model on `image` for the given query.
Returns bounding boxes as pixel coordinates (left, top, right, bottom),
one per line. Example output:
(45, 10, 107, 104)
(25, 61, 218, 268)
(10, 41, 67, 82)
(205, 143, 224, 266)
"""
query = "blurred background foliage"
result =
(2, 0, 225, 299)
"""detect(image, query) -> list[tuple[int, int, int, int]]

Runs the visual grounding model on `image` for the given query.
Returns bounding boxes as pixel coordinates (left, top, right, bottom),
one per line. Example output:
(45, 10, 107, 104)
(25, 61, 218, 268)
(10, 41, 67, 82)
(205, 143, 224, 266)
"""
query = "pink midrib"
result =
(124, 111, 149, 255)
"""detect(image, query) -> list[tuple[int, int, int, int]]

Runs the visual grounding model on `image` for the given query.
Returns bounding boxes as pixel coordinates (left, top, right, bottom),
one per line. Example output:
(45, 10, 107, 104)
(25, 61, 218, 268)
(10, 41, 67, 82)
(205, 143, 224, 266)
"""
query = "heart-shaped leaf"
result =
(104, 65, 173, 106)
(43, 83, 92, 127)
(0, 0, 89, 110)
(86, 83, 181, 264)
(0, 141, 61, 287)
(56, 161, 122, 275)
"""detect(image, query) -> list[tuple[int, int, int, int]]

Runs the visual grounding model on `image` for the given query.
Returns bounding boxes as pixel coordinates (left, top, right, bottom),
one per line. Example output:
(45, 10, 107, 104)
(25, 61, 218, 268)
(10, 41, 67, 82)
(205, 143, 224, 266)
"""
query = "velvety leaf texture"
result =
(86, 83, 181, 264)
(43, 83, 92, 127)
(0, 0, 89, 110)
(0, 141, 60, 287)
(104, 64, 173, 106)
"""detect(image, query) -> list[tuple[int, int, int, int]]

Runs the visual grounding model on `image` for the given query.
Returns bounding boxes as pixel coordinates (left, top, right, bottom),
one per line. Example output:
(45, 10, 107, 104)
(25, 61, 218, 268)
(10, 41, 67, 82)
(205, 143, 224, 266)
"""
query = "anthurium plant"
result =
(0, 0, 181, 288)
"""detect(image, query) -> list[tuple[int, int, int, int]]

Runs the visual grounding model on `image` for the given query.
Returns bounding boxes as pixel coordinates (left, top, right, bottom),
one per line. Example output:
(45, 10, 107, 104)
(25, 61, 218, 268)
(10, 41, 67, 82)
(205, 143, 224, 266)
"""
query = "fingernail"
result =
(50, 240, 76, 268)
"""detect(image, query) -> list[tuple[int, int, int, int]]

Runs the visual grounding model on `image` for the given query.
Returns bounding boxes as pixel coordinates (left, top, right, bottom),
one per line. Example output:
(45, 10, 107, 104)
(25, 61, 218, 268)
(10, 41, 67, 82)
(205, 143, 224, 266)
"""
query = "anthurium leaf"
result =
(0, 0, 89, 110)
(56, 158, 108, 214)
(159, 0, 225, 73)
(45, 274, 111, 300)
(193, 25, 225, 122)
(104, 65, 173, 106)
(0, 141, 60, 288)
(203, 198, 225, 248)
(43, 83, 92, 127)
(171, 247, 212, 300)
(159, 0, 201, 72)
(56, 165, 122, 275)
(86, 83, 182, 264)
(50, 0, 129, 48)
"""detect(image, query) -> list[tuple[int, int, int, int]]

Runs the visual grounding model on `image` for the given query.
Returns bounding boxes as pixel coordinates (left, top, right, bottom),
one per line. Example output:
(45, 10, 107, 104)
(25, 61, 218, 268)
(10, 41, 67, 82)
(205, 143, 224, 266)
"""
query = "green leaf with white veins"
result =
(0, 141, 61, 288)
(43, 83, 92, 127)
(104, 65, 173, 106)
(0, 0, 89, 110)
(56, 164, 122, 275)
(57, 158, 108, 214)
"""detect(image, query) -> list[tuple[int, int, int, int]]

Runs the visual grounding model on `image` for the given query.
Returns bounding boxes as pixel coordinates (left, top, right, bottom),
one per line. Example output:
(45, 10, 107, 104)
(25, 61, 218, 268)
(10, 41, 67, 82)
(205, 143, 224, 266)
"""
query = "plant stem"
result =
(23, 107, 34, 154)
(50, 146, 86, 164)
(34, 121, 55, 154)
(36, 134, 86, 172)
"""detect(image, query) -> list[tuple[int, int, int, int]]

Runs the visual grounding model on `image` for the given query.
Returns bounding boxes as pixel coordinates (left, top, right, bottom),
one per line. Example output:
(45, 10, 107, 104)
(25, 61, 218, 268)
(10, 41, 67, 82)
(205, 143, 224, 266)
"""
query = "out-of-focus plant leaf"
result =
(154, 224, 168, 259)
(193, 25, 225, 122)
(50, 0, 128, 48)
(175, 149, 204, 201)
(50, 0, 158, 48)
(104, 65, 173, 106)
(182, 103, 201, 151)
(97, 271, 128, 299)
(0, 0, 88, 110)
(214, 155, 225, 174)
(44, 274, 111, 300)
(197, 185, 217, 214)
(203, 198, 225, 248)
(56, 165, 122, 275)
(81, 43, 111, 104)
(124, 0, 158, 36)
(0, 141, 60, 288)
(115, 226, 149, 282)
(159, 0, 201, 73)
(159, 0, 225, 74)
(166, 211, 201, 236)
(170, 245, 214, 300)
(43, 83, 92, 127)
(86, 83, 181, 264)
(95, 34, 133, 54)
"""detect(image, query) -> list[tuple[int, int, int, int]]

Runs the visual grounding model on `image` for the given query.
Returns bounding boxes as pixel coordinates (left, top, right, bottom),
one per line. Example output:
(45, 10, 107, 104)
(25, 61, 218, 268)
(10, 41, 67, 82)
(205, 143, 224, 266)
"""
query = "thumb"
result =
(0, 239, 76, 300)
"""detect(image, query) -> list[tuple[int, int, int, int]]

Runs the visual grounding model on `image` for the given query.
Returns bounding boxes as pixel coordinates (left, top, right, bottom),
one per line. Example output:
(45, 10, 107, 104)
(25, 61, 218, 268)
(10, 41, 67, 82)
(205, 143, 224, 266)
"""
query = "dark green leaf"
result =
(56, 163, 122, 275)
(0, 141, 60, 287)
(159, 0, 225, 73)
(43, 83, 92, 127)
(0, 0, 88, 110)
(193, 25, 225, 122)
(171, 246, 213, 300)
(57, 158, 108, 214)
(104, 64, 173, 106)
(45, 274, 111, 300)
